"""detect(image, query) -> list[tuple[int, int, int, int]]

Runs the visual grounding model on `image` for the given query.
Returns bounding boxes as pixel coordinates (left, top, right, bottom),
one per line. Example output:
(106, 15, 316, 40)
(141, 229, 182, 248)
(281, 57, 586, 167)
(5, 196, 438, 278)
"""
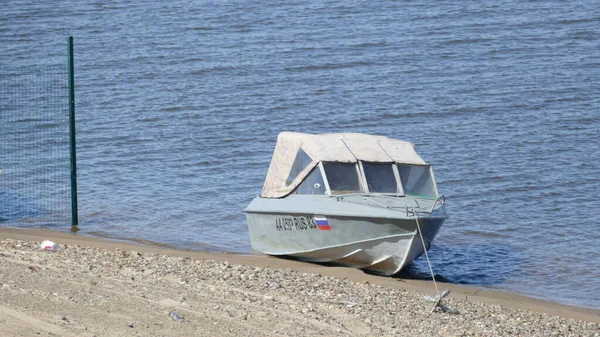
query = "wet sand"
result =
(0, 227, 598, 336)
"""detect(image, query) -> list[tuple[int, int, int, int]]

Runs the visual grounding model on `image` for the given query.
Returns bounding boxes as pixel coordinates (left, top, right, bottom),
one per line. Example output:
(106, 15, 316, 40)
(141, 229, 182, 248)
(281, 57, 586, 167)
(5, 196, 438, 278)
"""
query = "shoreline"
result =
(1, 226, 599, 325)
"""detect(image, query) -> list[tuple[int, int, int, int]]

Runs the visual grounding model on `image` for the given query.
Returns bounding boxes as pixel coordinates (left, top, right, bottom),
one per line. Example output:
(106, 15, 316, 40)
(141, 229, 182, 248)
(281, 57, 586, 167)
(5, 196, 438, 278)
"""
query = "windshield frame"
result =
(314, 161, 439, 198)
(396, 164, 439, 199)
(320, 161, 365, 196)
(358, 161, 404, 195)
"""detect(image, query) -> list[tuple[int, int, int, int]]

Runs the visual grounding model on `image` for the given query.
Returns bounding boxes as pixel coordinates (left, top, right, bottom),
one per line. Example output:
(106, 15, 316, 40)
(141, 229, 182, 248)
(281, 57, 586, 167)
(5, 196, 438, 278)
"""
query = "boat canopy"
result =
(261, 132, 428, 198)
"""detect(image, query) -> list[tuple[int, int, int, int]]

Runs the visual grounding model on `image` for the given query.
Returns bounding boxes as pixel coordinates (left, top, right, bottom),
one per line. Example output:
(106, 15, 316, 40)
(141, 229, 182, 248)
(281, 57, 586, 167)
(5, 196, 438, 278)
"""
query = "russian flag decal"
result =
(314, 215, 331, 230)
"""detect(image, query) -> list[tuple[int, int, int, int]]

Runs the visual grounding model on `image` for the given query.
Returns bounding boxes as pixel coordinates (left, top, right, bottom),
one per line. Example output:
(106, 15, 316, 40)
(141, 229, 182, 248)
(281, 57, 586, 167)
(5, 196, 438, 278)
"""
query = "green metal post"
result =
(68, 36, 79, 227)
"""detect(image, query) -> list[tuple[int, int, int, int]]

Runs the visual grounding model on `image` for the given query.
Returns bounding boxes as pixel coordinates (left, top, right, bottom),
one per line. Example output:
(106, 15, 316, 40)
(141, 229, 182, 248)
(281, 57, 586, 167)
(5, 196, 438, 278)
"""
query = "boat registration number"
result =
(275, 216, 318, 231)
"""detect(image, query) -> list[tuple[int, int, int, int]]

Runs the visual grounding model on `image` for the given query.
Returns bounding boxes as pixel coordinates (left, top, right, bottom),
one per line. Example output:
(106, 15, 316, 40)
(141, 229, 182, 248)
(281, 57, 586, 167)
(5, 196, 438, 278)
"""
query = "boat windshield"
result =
(294, 166, 326, 195)
(362, 163, 399, 193)
(322, 162, 363, 195)
(397, 164, 437, 198)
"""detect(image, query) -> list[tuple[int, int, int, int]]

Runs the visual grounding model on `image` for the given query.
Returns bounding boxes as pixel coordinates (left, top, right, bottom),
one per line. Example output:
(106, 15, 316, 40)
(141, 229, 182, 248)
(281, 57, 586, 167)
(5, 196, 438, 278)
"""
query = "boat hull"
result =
(246, 197, 446, 275)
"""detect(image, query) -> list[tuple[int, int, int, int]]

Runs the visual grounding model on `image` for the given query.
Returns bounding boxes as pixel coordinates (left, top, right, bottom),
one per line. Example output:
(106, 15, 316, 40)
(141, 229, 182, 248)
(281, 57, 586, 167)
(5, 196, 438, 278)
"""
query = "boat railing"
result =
(413, 195, 446, 214)
(362, 196, 410, 217)
(336, 193, 410, 217)
(428, 195, 445, 214)
(336, 193, 445, 217)
(335, 193, 404, 200)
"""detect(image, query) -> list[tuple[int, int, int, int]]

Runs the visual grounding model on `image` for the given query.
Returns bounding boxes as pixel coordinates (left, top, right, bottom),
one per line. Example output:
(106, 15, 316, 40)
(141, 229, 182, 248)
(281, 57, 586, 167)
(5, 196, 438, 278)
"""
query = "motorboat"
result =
(245, 132, 448, 276)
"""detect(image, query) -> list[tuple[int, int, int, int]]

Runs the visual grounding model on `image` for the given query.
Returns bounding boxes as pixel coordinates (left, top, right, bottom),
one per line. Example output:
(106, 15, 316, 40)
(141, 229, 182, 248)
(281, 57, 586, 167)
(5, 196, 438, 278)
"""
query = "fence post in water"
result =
(68, 36, 79, 227)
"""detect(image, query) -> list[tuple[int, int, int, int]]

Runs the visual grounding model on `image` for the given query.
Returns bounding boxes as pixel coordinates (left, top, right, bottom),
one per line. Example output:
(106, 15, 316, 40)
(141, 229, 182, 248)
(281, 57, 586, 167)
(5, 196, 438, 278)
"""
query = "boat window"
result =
(362, 163, 398, 193)
(294, 166, 326, 195)
(323, 162, 362, 195)
(397, 164, 436, 198)
(286, 148, 312, 186)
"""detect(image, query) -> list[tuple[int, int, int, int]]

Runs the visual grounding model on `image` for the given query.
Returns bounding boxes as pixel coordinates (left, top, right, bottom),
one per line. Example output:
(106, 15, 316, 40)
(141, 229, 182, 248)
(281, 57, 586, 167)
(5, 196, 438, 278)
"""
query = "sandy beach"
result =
(0, 227, 598, 337)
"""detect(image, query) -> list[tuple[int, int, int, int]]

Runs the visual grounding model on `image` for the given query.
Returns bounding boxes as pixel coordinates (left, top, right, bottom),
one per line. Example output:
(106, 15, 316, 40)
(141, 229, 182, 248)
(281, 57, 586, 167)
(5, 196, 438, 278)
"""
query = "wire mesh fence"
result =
(0, 64, 72, 227)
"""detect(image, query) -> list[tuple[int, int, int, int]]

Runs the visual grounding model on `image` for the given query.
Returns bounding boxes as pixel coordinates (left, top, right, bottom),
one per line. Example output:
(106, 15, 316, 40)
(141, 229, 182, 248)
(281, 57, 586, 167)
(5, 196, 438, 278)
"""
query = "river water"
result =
(1, 1, 599, 309)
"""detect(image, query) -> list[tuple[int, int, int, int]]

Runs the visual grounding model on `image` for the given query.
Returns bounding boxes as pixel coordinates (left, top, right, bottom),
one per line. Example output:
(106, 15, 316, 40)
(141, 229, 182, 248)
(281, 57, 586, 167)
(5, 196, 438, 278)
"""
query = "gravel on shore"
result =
(0, 238, 599, 337)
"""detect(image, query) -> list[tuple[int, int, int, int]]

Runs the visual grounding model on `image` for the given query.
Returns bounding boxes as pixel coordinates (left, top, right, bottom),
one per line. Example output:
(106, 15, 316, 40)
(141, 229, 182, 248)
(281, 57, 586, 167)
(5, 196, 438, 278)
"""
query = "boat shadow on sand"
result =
(391, 242, 524, 286)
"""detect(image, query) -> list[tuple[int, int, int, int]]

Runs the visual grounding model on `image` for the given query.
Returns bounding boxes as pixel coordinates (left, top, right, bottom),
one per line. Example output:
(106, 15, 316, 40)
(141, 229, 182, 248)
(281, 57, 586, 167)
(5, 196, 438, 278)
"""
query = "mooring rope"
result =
(413, 210, 440, 298)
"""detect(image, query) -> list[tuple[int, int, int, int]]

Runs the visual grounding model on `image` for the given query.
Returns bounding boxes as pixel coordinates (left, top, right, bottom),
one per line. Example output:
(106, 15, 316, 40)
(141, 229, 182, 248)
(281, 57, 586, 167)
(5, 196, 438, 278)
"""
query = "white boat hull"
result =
(285, 232, 431, 276)
(246, 195, 446, 275)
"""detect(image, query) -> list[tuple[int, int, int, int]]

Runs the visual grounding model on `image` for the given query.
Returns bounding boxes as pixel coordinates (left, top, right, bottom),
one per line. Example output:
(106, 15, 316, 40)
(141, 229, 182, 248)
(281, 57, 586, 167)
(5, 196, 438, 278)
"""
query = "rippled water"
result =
(1, 1, 599, 309)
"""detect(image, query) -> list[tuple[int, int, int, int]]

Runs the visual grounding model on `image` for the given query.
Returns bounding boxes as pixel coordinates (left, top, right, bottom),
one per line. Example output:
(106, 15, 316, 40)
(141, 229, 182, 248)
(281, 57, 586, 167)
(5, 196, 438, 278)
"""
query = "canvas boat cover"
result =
(261, 132, 428, 198)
